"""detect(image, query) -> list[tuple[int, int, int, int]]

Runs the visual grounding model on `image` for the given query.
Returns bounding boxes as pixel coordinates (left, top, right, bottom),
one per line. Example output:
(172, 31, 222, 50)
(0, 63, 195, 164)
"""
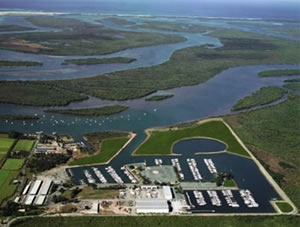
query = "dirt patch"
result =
(0, 39, 53, 53)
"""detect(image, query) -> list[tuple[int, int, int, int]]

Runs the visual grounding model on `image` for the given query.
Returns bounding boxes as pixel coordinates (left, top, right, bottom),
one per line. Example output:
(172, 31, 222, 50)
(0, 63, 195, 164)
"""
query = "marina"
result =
(204, 158, 218, 174)
(187, 158, 202, 181)
(106, 166, 124, 184)
(171, 158, 184, 180)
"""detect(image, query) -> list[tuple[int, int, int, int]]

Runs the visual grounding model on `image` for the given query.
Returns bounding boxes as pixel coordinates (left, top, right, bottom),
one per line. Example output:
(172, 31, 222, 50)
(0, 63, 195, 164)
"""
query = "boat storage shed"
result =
(136, 199, 169, 214)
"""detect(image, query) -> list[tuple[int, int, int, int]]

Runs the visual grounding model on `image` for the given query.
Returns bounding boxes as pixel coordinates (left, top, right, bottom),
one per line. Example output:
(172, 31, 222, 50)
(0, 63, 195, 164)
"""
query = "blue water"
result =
(1, 0, 300, 21)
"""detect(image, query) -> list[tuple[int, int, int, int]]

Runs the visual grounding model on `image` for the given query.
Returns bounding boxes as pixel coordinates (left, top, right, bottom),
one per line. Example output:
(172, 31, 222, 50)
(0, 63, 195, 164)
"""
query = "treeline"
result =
(28, 153, 71, 173)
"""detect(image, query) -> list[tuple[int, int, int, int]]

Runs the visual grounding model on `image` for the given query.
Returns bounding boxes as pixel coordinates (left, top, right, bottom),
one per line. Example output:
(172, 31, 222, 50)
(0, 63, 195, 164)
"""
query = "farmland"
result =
(2, 159, 25, 170)
(13, 140, 35, 152)
(0, 170, 19, 204)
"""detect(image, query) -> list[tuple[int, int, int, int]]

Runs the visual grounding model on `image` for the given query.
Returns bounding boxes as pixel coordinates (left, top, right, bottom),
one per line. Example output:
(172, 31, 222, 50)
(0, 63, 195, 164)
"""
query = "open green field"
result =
(145, 94, 174, 101)
(2, 159, 25, 170)
(232, 86, 287, 111)
(70, 137, 129, 166)
(77, 187, 119, 199)
(276, 201, 294, 213)
(0, 82, 88, 106)
(45, 105, 128, 116)
(10, 215, 300, 227)
(0, 60, 42, 67)
(0, 138, 15, 154)
(62, 57, 136, 65)
(13, 140, 35, 152)
(0, 170, 18, 204)
(223, 179, 237, 187)
(284, 83, 300, 91)
(259, 69, 300, 77)
(0, 25, 34, 32)
(69, 131, 129, 166)
(225, 94, 300, 209)
(134, 120, 250, 157)
(0, 16, 185, 56)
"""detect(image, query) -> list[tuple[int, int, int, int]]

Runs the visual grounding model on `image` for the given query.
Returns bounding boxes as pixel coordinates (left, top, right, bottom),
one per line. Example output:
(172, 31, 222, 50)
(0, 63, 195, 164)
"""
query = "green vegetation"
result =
(0, 115, 39, 121)
(0, 170, 18, 205)
(225, 94, 300, 209)
(0, 60, 42, 67)
(0, 138, 15, 154)
(137, 21, 211, 33)
(259, 69, 300, 77)
(104, 17, 136, 26)
(77, 186, 119, 199)
(10, 216, 300, 227)
(62, 57, 136, 65)
(0, 25, 34, 32)
(134, 120, 250, 157)
(28, 154, 71, 173)
(232, 86, 287, 111)
(275, 201, 294, 213)
(13, 140, 35, 152)
(69, 136, 129, 166)
(0, 16, 185, 56)
(145, 94, 174, 101)
(284, 83, 300, 91)
(2, 159, 25, 170)
(223, 179, 237, 187)
(0, 82, 88, 106)
(0, 29, 299, 103)
(45, 105, 128, 116)
(284, 78, 300, 83)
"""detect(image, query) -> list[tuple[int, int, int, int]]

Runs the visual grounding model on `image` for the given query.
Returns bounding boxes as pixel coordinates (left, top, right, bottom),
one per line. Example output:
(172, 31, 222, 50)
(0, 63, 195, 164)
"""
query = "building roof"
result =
(29, 180, 42, 195)
(24, 195, 35, 205)
(39, 179, 52, 195)
(136, 199, 169, 211)
(163, 186, 173, 200)
(35, 195, 46, 206)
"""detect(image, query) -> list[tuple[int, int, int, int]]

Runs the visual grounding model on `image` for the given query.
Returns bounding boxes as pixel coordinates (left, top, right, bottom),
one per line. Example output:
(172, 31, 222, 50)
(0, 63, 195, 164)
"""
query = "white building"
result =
(24, 195, 35, 206)
(35, 195, 46, 206)
(39, 179, 52, 195)
(29, 180, 42, 195)
(136, 199, 169, 214)
(162, 186, 173, 200)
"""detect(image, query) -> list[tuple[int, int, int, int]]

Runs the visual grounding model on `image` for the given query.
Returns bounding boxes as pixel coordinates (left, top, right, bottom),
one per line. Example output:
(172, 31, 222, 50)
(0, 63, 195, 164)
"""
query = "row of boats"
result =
(154, 159, 163, 166)
(207, 190, 222, 206)
(121, 166, 137, 183)
(240, 189, 259, 207)
(222, 190, 239, 208)
(204, 158, 217, 174)
(187, 158, 203, 181)
(105, 166, 124, 184)
(171, 158, 185, 180)
(92, 167, 107, 184)
(83, 169, 96, 184)
(193, 191, 206, 206)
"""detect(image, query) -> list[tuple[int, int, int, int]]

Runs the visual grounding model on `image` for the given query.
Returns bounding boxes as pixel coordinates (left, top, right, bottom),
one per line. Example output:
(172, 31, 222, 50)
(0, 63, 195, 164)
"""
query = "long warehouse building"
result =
(39, 179, 52, 195)
(136, 199, 169, 214)
(29, 180, 42, 195)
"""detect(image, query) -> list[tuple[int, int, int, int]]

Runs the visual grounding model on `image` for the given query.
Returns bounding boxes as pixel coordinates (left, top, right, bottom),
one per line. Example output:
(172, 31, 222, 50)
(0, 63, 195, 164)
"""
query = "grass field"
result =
(0, 170, 19, 204)
(77, 187, 119, 199)
(225, 94, 300, 209)
(232, 86, 287, 111)
(0, 138, 15, 154)
(223, 179, 237, 187)
(2, 159, 25, 170)
(13, 140, 35, 152)
(70, 137, 128, 165)
(275, 201, 294, 213)
(10, 216, 300, 227)
(45, 105, 128, 116)
(134, 120, 250, 157)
